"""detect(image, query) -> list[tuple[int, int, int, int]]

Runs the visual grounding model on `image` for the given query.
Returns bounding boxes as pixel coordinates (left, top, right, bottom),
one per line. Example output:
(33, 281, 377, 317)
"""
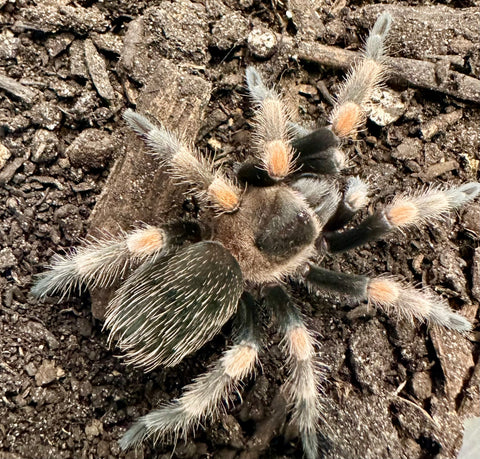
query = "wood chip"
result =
(84, 38, 115, 102)
(0, 73, 38, 105)
(416, 159, 458, 181)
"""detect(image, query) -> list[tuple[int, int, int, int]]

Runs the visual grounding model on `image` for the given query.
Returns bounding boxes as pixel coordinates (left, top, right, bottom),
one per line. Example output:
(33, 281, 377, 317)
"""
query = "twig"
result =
(295, 41, 480, 104)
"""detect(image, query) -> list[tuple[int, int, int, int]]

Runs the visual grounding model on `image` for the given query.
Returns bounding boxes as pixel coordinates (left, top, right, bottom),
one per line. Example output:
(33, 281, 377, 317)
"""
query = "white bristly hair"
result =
(344, 176, 369, 212)
(367, 277, 472, 332)
(104, 242, 244, 371)
(119, 340, 258, 450)
(245, 66, 277, 104)
(282, 322, 326, 459)
(385, 183, 480, 229)
(291, 177, 341, 227)
(123, 109, 241, 212)
(31, 227, 167, 299)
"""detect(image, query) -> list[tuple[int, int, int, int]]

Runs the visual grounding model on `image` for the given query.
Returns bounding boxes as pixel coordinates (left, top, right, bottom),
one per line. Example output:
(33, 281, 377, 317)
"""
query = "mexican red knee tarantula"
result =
(33, 13, 479, 459)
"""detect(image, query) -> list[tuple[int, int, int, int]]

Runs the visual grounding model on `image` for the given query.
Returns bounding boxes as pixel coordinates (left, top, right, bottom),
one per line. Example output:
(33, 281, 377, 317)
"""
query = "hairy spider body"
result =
(32, 13, 480, 459)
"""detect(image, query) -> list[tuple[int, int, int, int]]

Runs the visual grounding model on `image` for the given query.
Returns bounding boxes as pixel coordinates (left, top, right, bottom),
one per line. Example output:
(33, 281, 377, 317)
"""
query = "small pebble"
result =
(392, 138, 422, 161)
(30, 101, 62, 130)
(367, 88, 406, 126)
(31, 129, 59, 163)
(0, 143, 11, 169)
(0, 247, 16, 270)
(66, 128, 115, 170)
(247, 27, 277, 59)
(45, 33, 74, 57)
(420, 109, 463, 141)
(35, 360, 65, 386)
(85, 419, 103, 440)
(410, 371, 433, 400)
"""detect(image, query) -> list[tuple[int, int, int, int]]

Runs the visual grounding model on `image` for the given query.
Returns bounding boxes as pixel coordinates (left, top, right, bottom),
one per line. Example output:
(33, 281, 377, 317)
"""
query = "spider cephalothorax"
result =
(32, 13, 479, 459)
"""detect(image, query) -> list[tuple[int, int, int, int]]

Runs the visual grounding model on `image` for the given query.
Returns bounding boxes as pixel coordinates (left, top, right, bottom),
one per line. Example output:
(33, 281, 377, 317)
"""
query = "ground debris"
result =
(415, 159, 459, 181)
(84, 39, 115, 102)
(20, 3, 109, 34)
(0, 73, 38, 105)
(421, 109, 463, 141)
(296, 42, 480, 104)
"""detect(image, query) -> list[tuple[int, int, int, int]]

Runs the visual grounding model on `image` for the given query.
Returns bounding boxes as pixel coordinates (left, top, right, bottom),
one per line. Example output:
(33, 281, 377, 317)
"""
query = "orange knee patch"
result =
(207, 177, 240, 212)
(368, 278, 400, 306)
(387, 201, 418, 227)
(224, 345, 257, 379)
(127, 227, 164, 256)
(289, 326, 313, 361)
(332, 102, 362, 138)
(264, 140, 291, 179)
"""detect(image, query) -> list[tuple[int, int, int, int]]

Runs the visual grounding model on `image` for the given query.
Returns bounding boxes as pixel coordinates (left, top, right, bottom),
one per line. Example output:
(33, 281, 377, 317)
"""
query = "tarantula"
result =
(32, 13, 479, 459)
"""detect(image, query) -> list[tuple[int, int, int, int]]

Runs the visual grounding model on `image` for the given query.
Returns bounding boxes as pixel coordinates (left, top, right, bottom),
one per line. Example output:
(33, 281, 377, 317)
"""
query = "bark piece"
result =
(84, 39, 115, 102)
(430, 328, 474, 401)
(0, 73, 38, 105)
(88, 59, 212, 318)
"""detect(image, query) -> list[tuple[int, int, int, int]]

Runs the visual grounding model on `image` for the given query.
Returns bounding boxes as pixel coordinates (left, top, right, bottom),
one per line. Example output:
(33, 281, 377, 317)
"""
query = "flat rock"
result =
(348, 319, 396, 394)
(430, 327, 474, 401)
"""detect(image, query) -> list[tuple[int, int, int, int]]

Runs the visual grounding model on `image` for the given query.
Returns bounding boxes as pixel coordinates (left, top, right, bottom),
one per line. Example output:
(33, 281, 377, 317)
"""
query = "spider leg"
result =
(31, 221, 200, 299)
(291, 127, 345, 175)
(322, 183, 480, 253)
(330, 13, 392, 139)
(291, 176, 341, 227)
(119, 292, 261, 450)
(245, 67, 295, 181)
(123, 110, 242, 213)
(264, 284, 326, 459)
(323, 176, 369, 231)
(245, 70, 346, 179)
(303, 265, 472, 332)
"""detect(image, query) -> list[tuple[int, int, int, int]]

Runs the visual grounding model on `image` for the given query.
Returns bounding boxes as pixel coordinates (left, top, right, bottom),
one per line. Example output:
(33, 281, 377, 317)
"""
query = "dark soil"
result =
(1, 1, 479, 459)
